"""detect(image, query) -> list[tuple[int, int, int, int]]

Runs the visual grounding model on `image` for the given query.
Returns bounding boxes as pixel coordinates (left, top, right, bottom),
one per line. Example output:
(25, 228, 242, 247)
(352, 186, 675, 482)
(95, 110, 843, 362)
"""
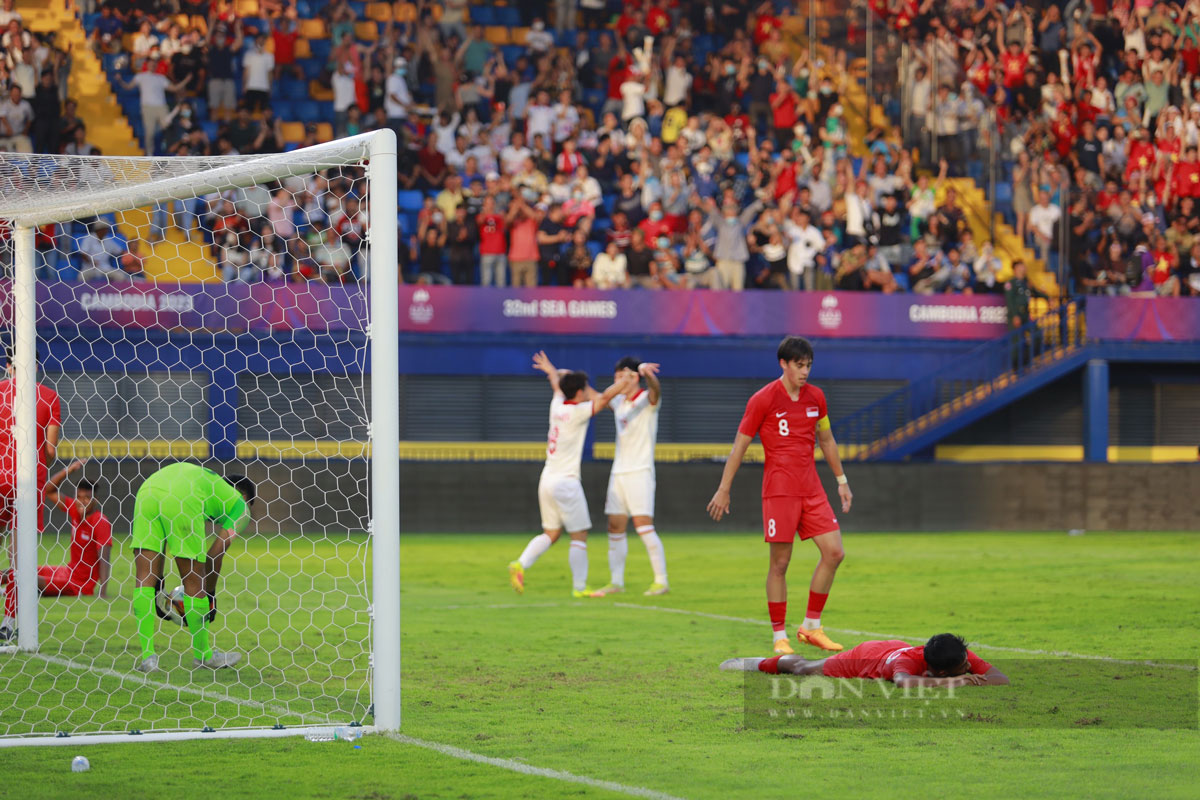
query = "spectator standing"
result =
(78, 222, 128, 281)
(706, 197, 761, 291)
(591, 240, 629, 288)
(30, 70, 59, 154)
(446, 205, 478, 285)
(477, 195, 508, 287)
(207, 26, 242, 124)
(0, 84, 33, 152)
(537, 204, 571, 285)
(242, 35, 274, 113)
(507, 194, 541, 287)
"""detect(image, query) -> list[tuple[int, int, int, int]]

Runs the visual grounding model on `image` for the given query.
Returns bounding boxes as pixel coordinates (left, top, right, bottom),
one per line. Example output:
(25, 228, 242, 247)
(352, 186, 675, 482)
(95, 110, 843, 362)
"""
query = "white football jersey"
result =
(610, 389, 659, 475)
(541, 394, 594, 480)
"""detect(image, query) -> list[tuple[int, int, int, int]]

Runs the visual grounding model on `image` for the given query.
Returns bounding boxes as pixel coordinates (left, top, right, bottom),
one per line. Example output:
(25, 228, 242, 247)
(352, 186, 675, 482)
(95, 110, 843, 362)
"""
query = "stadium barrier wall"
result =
(49, 460, 1200, 535)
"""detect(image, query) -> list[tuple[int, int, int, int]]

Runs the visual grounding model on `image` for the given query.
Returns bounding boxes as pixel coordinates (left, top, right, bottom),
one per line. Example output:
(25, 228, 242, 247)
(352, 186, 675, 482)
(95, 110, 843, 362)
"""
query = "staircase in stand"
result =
(833, 298, 1090, 461)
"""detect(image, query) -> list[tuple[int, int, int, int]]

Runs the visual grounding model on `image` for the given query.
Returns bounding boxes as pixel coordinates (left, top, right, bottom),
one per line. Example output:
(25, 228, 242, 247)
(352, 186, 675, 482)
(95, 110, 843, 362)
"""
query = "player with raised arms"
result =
(590, 356, 669, 598)
(719, 633, 1011, 688)
(509, 351, 637, 597)
(707, 336, 853, 655)
(0, 347, 62, 641)
(130, 462, 256, 672)
(0, 459, 111, 608)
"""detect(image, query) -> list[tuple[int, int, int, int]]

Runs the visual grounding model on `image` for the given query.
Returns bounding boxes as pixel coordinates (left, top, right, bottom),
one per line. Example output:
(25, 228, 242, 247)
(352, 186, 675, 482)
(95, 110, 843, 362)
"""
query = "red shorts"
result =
(37, 565, 89, 596)
(762, 494, 838, 543)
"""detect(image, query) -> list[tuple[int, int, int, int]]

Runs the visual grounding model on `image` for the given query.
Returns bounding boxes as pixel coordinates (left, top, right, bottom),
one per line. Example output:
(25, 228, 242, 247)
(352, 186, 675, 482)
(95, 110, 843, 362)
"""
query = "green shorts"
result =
(130, 486, 207, 561)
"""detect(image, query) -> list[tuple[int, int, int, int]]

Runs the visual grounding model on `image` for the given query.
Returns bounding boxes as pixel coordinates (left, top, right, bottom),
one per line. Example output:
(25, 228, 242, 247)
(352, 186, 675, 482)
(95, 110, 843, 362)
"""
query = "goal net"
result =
(0, 131, 400, 744)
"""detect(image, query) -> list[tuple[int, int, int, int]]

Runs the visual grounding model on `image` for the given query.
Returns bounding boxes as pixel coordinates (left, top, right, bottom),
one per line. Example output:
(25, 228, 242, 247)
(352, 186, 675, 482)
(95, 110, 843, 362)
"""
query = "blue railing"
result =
(832, 297, 1088, 459)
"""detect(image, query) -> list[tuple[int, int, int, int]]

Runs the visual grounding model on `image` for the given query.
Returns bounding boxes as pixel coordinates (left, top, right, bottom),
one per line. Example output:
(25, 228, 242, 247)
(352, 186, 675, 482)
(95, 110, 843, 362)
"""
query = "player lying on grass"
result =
(720, 633, 1010, 687)
(509, 351, 638, 597)
(0, 461, 112, 639)
(591, 357, 669, 598)
(707, 336, 853, 656)
(130, 462, 256, 673)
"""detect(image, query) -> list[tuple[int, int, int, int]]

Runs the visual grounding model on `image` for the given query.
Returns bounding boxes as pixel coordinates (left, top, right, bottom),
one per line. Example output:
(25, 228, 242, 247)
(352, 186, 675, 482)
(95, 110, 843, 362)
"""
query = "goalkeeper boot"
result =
(507, 561, 525, 594)
(720, 657, 765, 672)
(133, 655, 160, 673)
(571, 587, 598, 599)
(796, 626, 844, 652)
(772, 638, 795, 655)
(195, 650, 243, 669)
(643, 582, 669, 596)
(588, 583, 624, 597)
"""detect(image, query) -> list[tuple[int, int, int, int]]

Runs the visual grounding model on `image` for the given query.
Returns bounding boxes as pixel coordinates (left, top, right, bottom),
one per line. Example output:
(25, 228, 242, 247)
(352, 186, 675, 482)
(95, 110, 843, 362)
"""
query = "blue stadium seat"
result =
(501, 45, 523, 67)
(192, 97, 209, 118)
(850, 157, 863, 174)
(586, 241, 601, 258)
(242, 17, 267, 34)
(587, 29, 602, 47)
(201, 121, 219, 141)
(583, 88, 605, 113)
(404, 212, 420, 236)
(601, 194, 616, 216)
(295, 101, 321, 122)
(734, 152, 749, 169)
(472, 5, 496, 25)
(398, 190, 425, 211)
(966, 161, 984, 182)
(82, 13, 101, 31)
(299, 59, 324, 80)
(283, 80, 310, 101)
(310, 39, 333, 63)
(495, 6, 520, 26)
(274, 100, 295, 120)
(295, 0, 314, 15)
(555, 29, 575, 47)
(348, 1, 366, 16)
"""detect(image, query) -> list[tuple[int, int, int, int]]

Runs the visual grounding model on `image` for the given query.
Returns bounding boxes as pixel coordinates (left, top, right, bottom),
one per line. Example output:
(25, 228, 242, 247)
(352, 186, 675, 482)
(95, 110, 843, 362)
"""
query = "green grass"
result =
(2, 531, 1199, 799)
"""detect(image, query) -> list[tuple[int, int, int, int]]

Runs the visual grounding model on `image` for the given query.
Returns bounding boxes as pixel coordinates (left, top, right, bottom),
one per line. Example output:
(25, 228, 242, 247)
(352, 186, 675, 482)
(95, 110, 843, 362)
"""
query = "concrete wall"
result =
(60, 460, 1200, 535)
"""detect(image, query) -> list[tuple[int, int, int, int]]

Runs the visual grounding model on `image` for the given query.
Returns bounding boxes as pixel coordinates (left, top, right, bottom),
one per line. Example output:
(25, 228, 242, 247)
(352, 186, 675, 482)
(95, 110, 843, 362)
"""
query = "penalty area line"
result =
(388, 733, 689, 800)
(612, 603, 1199, 671)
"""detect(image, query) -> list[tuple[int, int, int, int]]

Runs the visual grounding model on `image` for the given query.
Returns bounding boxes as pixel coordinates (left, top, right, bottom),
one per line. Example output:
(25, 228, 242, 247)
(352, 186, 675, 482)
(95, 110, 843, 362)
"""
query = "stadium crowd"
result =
(3, 0, 1199, 296)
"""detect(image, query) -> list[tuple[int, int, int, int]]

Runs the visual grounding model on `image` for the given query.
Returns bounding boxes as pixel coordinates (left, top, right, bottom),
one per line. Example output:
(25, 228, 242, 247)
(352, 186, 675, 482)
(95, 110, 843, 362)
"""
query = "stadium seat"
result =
(472, 5, 496, 25)
(295, 101, 321, 122)
(282, 79, 309, 101)
(299, 59, 324, 80)
(273, 100, 295, 120)
(299, 18, 328, 39)
(201, 121, 219, 141)
(555, 29, 575, 47)
(495, 6, 520, 26)
(242, 17, 268, 35)
(294, 38, 313, 59)
(355, 21, 379, 41)
(510, 27, 529, 45)
(398, 191, 425, 212)
(310, 81, 334, 102)
(310, 38, 333, 63)
(501, 45, 523, 66)
(280, 122, 305, 143)
(348, 0, 366, 15)
(315, 122, 334, 142)
(735, 152, 750, 169)
(395, 3, 418, 22)
(236, 0, 260, 16)
(601, 195, 616, 217)
(430, 3, 443, 21)
(583, 88, 605, 113)
(484, 26, 510, 45)
(365, 2, 392, 22)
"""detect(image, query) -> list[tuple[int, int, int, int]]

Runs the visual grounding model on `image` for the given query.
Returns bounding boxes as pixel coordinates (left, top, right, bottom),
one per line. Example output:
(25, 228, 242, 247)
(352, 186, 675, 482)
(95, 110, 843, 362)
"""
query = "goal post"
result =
(0, 129, 400, 743)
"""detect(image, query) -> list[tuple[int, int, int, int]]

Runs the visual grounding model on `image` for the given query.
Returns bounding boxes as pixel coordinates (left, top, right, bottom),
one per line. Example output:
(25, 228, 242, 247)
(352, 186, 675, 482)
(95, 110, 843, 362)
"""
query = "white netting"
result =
(0, 137, 391, 739)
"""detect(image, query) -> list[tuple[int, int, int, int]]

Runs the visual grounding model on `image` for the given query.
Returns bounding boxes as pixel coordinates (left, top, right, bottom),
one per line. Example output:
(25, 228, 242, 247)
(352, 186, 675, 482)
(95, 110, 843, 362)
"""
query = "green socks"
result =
(182, 595, 213, 662)
(132, 586, 157, 660)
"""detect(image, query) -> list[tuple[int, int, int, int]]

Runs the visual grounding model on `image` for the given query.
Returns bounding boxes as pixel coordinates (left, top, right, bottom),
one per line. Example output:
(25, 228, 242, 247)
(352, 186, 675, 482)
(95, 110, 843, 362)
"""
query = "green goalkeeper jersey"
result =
(131, 463, 248, 559)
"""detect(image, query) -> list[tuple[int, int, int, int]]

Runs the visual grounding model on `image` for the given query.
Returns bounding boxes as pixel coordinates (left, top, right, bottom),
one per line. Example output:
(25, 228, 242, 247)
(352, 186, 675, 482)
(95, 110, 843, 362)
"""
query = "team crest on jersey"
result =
(806, 406, 819, 418)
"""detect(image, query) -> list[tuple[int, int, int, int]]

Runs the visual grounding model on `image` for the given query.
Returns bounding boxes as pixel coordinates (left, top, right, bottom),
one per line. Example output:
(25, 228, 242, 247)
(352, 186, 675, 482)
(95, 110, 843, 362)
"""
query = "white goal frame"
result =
(0, 129, 400, 744)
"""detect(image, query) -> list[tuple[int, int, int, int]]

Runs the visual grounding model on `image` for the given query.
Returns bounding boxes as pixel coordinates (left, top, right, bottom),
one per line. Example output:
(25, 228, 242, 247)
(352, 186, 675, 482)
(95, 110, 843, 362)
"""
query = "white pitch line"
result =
(438, 601, 563, 610)
(28, 652, 335, 723)
(388, 733, 688, 800)
(612, 603, 1198, 671)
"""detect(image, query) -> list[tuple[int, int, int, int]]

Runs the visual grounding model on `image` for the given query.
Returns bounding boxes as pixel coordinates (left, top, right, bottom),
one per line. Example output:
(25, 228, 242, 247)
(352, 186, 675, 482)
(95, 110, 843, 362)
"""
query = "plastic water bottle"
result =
(304, 728, 337, 742)
(71, 756, 90, 772)
(334, 726, 364, 741)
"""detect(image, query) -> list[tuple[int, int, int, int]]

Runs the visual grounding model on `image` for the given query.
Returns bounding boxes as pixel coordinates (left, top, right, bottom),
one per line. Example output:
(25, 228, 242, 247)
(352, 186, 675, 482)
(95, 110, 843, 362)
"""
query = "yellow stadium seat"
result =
(280, 121, 305, 143)
(395, 3, 418, 23)
(429, 3, 443, 21)
(365, 2, 392, 22)
(315, 122, 334, 142)
(309, 80, 334, 101)
(236, 0, 259, 17)
(299, 18, 328, 39)
(294, 38, 312, 58)
(510, 27, 528, 45)
(484, 26, 510, 45)
(355, 21, 379, 41)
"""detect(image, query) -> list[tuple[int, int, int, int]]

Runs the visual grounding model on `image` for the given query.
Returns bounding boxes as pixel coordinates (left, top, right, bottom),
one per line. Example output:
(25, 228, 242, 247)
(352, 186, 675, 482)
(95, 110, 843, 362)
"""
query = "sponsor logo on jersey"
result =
(408, 288, 434, 324)
(817, 294, 842, 330)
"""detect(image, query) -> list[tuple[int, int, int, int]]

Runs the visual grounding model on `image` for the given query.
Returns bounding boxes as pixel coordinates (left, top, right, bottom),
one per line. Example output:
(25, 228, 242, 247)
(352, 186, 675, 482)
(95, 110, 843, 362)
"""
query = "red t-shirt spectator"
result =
(273, 27, 298, 65)
(1095, 188, 1119, 211)
(770, 89, 799, 131)
(775, 161, 798, 201)
(508, 215, 539, 261)
(477, 213, 507, 255)
(1173, 160, 1200, 198)
(557, 150, 585, 174)
(753, 13, 781, 45)
(1000, 51, 1029, 89)
(647, 6, 670, 35)
(608, 54, 631, 101)
(638, 217, 672, 242)
(1128, 139, 1157, 179)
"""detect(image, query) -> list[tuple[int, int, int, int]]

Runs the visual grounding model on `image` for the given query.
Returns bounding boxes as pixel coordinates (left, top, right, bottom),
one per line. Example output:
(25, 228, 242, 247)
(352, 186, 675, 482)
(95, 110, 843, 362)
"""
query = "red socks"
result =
(806, 591, 829, 620)
(2, 568, 13, 619)
(759, 656, 782, 674)
(768, 601, 787, 633)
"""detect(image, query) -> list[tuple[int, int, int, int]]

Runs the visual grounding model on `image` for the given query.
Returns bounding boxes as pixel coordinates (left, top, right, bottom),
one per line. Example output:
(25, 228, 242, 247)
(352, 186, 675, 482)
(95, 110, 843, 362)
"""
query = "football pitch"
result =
(2, 530, 1199, 799)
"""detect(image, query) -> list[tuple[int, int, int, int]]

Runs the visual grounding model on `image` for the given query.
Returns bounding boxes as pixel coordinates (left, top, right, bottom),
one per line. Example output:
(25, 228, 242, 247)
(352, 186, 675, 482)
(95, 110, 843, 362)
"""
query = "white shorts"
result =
(538, 475, 591, 533)
(604, 471, 656, 518)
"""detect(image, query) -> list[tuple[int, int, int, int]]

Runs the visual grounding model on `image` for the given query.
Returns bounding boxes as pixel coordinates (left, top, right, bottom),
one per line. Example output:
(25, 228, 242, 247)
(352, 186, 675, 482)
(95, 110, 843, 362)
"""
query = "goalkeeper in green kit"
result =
(130, 463, 256, 673)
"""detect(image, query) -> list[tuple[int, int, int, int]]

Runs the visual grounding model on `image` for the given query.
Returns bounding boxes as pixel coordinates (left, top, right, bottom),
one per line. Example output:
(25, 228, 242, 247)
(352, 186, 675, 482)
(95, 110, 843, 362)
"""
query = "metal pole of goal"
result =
(13, 225, 38, 652)
(368, 128, 401, 731)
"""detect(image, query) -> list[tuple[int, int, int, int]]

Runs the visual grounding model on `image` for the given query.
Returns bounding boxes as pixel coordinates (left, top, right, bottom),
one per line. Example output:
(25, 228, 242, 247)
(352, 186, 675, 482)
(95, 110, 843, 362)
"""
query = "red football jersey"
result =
(823, 639, 993, 680)
(738, 379, 827, 498)
(66, 503, 112, 591)
(0, 379, 62, 488)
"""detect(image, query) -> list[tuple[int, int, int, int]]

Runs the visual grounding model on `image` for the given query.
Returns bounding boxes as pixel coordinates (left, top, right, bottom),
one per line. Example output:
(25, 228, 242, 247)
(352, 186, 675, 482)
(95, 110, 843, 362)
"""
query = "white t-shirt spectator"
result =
(0, 96, 33, 137)
(786, 223, 824, 276)
(572, 175, 602, 205)
(592, 251, 628, 288)
(664, 66, 692, 107)
(243, 48, 275, 93)
(467, 142, 498, 174)
(332, 70, 357, 112)
(526, 27, 553, 53)
(1028, 202, 1062, 241)
(132, 71, 170, 107)
(0, 7, 22, 26)
(620, 79, 646, 121)
(551, 102, 579, 143)
(500, 144, 532, 174)
(79, 231, 125, 273)
(131, 32, 157, 63)
(526, 101, 555, 143)
(385, 73, 411, 118)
